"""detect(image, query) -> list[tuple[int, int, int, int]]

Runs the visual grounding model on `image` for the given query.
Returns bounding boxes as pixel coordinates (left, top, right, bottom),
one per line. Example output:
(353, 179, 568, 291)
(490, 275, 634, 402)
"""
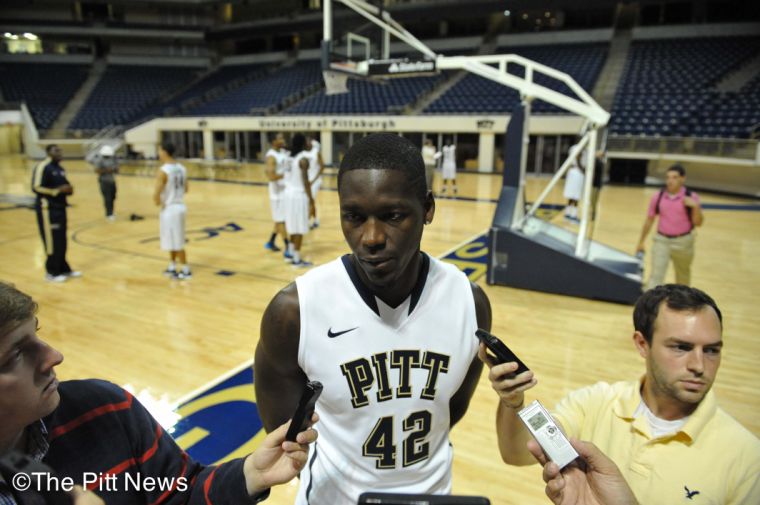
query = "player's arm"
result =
(300, 158, 316, 219)
(153, 170, 167, 206)
(265, 155, 281, 182)
(255, 283, 309, 432)
(315, 151, 325, 179)
(449, 282, 490, 428)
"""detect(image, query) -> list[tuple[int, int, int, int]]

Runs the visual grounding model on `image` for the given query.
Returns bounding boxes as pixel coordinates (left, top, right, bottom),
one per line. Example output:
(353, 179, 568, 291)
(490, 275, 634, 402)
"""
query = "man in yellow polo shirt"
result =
(480, 284, 760, 504)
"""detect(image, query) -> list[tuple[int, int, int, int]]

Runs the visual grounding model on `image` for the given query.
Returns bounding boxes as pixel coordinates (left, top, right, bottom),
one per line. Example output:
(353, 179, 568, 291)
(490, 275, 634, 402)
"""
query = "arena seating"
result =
(284, 73, 445, 114)
(70, 65, 202, 130)
(134, 63, 268, 121)
(13, 36, 758, 141)
(609, 37, 760, 138)
(424, 43, 608, 114)
(0, 62, 89, 130)
(183, 61, 322, 115)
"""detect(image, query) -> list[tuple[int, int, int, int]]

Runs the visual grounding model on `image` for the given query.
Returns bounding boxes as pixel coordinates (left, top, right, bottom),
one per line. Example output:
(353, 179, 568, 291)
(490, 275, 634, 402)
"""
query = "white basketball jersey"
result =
(294, 254, 479, 505)
(266, 148, 289, 199)
(285, 151, 309, 195)
(307, 142, 321, 182)
(160, 163, 186, 206)
(442, 145, 456, 168)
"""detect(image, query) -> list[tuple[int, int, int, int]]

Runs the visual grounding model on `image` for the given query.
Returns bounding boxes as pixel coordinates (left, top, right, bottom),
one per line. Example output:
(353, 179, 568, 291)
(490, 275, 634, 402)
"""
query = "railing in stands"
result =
(608, 135, 759, 163)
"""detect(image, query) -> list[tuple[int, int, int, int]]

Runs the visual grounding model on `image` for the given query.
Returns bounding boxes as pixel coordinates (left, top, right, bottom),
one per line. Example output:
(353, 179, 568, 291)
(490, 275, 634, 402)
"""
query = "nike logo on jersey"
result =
(327, 327, 359, 338)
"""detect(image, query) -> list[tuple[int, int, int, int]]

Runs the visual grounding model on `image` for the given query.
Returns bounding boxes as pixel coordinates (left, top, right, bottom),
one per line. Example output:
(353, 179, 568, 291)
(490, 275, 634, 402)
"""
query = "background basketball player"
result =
(283, 133, 315, 267)
(153, 142, 190, 279)
(307, 135, 324, 229)
(440, 138, 457, 196)
(264, 133, 290, 256)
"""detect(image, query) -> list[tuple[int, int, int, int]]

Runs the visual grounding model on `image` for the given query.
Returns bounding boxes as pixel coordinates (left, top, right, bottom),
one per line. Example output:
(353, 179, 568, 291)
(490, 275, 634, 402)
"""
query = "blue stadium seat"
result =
(70, 65, 202, 130)
(610, 37, 760, 139)
(0, 62, 89, 130)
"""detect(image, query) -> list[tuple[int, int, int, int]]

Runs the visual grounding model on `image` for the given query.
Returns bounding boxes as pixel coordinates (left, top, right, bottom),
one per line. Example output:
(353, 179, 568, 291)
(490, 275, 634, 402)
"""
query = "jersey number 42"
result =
(362, 410, 431, 469)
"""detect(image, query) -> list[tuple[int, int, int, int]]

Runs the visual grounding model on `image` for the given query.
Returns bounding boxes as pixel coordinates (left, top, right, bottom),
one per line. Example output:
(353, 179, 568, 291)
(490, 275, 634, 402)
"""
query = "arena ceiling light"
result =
(23, 32, 39, 40)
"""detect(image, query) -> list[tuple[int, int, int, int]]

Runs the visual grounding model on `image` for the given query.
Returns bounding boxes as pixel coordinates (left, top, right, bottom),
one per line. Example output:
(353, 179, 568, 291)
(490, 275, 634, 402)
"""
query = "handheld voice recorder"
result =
(517, 400, 578, 469)
(285, 380, 323, 442)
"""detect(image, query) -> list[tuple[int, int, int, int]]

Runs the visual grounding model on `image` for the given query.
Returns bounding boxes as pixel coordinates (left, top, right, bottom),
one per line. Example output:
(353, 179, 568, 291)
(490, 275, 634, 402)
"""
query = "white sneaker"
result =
(107, 215, 116, 222)
(65, 271, 82, 278)
(176, 270, 192, 280)
(46, 274, 68, 283)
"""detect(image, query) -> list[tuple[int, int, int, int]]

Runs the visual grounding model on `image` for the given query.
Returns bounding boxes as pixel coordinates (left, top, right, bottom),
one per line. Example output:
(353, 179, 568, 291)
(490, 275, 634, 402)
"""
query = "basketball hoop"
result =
(323, 70, 349, 95)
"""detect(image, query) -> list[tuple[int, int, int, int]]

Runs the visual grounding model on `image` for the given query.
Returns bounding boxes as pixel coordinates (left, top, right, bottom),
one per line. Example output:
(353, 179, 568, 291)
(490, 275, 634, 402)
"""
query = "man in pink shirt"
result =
(636, 164, 703, 289)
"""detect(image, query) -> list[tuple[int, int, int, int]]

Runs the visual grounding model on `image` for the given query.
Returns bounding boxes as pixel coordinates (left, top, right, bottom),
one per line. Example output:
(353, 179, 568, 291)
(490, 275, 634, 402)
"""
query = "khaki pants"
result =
(647, 232, 695, 290)
(425, 164, 435, 191)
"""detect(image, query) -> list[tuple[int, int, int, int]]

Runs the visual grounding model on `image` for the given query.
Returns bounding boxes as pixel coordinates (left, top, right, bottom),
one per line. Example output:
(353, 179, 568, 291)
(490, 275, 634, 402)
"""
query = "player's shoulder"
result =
(428, 255, 470, 283)
(295, 257, 345, 293)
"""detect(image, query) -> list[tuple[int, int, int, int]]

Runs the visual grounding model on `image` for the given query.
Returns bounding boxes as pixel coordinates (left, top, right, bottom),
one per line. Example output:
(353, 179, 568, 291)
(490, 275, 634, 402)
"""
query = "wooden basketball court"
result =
(1, 153, 758, 504)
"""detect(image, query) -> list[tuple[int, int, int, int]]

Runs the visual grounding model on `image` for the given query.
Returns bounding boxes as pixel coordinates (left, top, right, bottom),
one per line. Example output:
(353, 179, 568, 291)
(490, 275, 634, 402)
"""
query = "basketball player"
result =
(440, 138, 457, 196)
(563, 141, 585, 222)
(255, 133, 490, 504)
(153, 142, 190, 279)
(264, 133, 290, 255)
(306, 135, 324, 229)
(31, 144, 81, 283)
(283, 133, 315, 267)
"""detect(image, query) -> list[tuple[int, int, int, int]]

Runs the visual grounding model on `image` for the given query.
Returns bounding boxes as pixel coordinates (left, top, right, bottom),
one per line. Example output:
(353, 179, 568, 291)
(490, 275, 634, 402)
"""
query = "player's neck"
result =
(359, 252, 423, 309)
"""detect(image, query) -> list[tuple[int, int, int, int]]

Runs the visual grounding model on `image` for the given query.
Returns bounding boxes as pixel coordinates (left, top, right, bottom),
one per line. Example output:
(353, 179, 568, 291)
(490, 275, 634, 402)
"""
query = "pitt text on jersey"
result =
(340, 350, 451, 469)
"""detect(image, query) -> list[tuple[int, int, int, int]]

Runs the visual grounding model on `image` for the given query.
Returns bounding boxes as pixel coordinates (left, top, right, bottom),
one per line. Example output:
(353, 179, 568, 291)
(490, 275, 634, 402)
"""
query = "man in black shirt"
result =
(31, 145, 81, 282)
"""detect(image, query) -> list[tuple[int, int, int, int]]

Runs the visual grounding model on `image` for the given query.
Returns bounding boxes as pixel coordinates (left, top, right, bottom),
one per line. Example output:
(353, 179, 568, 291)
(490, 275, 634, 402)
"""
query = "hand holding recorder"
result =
(244, 381, 322, 496)
(527, 438, 639, 505)
(476, 329, 536, 409)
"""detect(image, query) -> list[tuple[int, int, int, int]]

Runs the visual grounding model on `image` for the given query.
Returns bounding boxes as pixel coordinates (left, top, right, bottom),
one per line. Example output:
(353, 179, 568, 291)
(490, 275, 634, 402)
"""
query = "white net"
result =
(323, 70, 350, 95)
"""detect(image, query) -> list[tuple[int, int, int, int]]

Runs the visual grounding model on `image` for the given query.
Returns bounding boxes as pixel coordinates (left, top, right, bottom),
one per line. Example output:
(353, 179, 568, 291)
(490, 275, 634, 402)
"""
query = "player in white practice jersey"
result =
(563, 141, 586, 222)
(283, 133, 315, 267)
(255, 133, 491, 504)
(264, 132, 290, 256)
(153, 142, 190, 279)
(440, 138, 457, 196)
(306, 136, 324, 229)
